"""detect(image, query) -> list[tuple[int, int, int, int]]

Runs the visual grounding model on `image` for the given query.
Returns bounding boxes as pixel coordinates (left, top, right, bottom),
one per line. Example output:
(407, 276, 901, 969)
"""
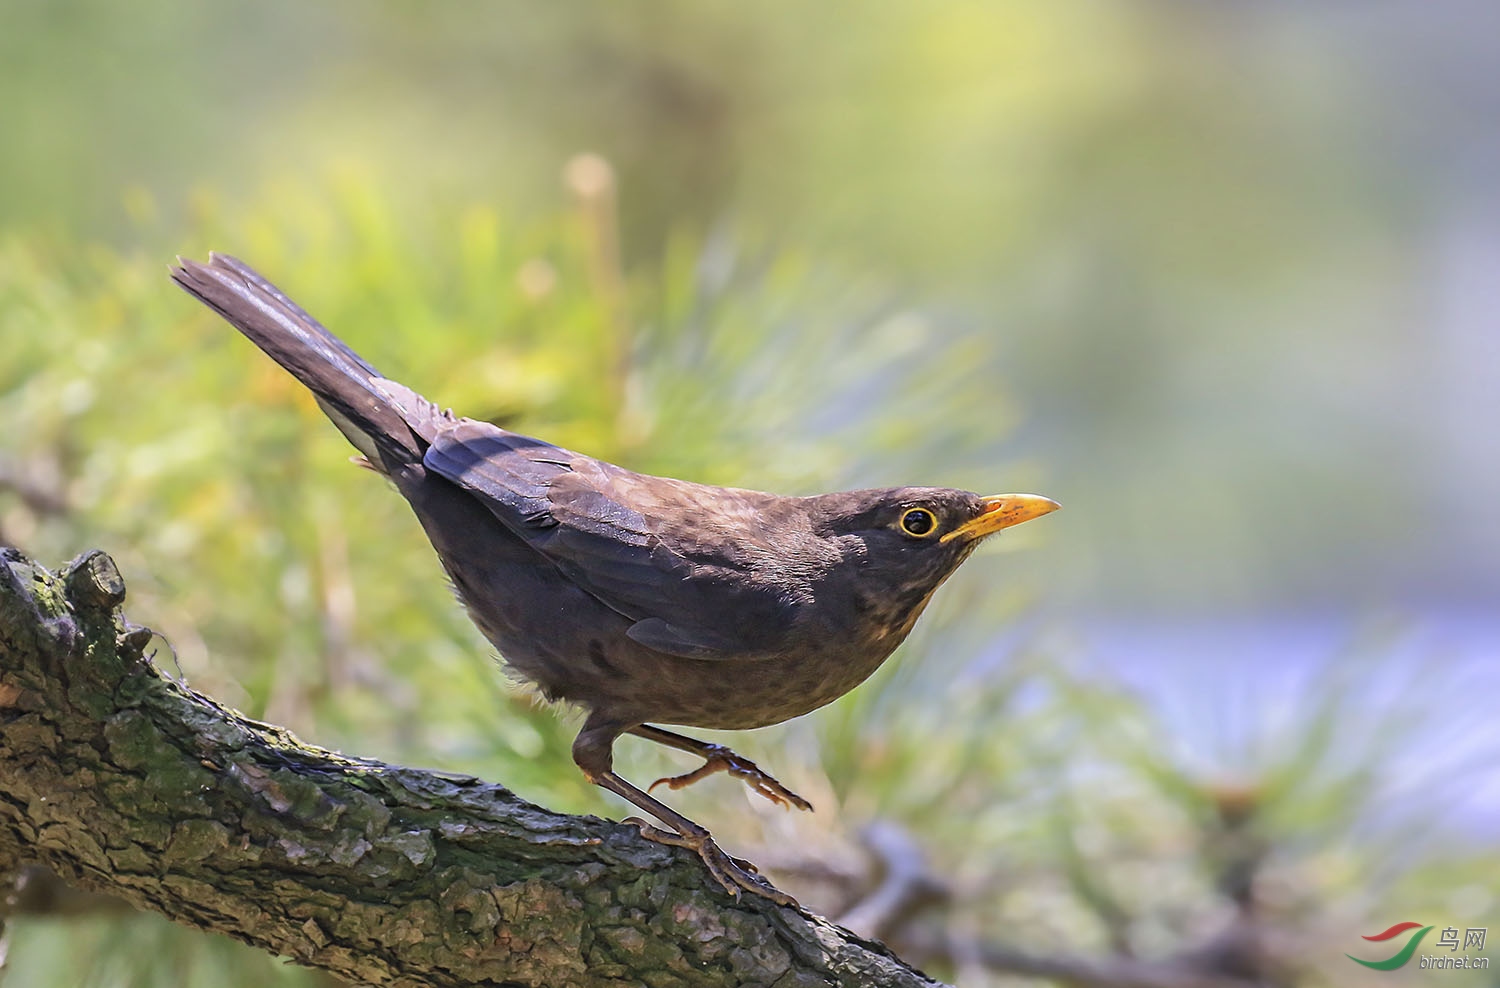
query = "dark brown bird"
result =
(172, 253, 1059, 904)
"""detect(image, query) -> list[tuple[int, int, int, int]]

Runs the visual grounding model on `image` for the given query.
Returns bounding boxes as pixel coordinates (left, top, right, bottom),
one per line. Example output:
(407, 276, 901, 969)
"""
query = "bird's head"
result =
(807, 487, 1059, 625)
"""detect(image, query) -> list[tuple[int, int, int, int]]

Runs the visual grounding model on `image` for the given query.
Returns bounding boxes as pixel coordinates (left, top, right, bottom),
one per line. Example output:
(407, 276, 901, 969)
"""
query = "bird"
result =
(171, 253, 1059, 905)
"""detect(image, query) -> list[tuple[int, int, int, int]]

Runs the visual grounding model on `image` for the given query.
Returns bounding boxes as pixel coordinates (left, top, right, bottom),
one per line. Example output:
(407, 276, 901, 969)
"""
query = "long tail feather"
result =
(171, 254, 425, 469)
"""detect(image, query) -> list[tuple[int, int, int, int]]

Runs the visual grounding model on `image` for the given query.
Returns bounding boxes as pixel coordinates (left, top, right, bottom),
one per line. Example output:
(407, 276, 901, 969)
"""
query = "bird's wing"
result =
(422, 420, 793, 661)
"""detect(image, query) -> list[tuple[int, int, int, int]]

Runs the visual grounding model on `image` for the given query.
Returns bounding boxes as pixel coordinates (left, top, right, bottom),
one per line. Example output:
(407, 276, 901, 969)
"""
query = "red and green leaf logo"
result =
(1348, 922, 1434, 971)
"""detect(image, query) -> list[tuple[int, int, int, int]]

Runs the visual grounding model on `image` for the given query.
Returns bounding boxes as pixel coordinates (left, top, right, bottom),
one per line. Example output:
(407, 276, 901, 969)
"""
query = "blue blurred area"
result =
(1077, 613, 1500, 841)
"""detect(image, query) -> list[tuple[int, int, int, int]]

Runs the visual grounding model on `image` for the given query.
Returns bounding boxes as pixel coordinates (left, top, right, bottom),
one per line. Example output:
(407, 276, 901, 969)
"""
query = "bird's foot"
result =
(623, 816, 798, 907)
(648, 744, 813, 812)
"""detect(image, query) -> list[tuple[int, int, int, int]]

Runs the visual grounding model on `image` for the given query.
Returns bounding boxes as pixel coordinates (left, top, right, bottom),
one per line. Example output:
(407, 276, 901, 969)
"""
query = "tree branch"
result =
(0, 547, 944, 988)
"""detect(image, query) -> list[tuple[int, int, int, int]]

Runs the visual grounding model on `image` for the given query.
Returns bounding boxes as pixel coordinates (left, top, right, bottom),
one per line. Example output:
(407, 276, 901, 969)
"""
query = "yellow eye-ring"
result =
(899, 508, 938, 538)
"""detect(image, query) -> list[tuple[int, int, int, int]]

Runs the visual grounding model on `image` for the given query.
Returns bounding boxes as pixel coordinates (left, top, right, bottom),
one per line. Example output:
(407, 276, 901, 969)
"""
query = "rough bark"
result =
(0, 548, 945, 988)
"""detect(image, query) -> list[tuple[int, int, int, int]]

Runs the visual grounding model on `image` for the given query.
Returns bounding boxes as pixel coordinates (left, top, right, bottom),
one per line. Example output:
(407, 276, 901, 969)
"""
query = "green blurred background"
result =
(1, 1, 1496, 985)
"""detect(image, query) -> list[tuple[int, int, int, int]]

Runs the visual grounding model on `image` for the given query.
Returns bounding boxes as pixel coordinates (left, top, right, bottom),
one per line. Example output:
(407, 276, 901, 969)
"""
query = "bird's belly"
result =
(491, 620, 896, 731)
(627, 638, 901, 731)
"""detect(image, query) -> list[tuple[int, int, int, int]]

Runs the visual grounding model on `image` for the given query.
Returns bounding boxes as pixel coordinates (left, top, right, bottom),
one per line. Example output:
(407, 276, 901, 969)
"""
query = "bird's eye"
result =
(899, 508, 937, 538)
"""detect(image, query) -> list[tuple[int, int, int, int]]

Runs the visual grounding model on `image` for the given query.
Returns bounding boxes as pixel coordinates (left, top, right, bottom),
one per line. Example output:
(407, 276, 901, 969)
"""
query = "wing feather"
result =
(424, 420, 797, 659)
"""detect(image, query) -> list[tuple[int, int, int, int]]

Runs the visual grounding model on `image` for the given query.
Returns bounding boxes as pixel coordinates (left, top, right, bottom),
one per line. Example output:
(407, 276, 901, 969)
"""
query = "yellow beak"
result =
(940, 493, 1060, 543)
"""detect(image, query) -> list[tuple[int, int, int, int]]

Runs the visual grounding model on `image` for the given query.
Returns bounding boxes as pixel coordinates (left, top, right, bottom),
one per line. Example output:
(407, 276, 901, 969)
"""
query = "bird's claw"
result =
(622, 817, 798, 907)
(647, 745, 814, 812)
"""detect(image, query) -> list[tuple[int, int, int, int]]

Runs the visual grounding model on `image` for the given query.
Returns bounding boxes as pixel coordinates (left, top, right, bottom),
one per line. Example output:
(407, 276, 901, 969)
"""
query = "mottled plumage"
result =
(172, 253, 1058, 903)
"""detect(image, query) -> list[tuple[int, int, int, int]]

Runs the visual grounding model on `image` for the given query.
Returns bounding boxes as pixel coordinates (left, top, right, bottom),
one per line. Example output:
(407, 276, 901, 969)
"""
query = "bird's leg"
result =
(573, 716, 797, 907)
(628, 724, 813, 812)
(596, 771, 801, 907)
